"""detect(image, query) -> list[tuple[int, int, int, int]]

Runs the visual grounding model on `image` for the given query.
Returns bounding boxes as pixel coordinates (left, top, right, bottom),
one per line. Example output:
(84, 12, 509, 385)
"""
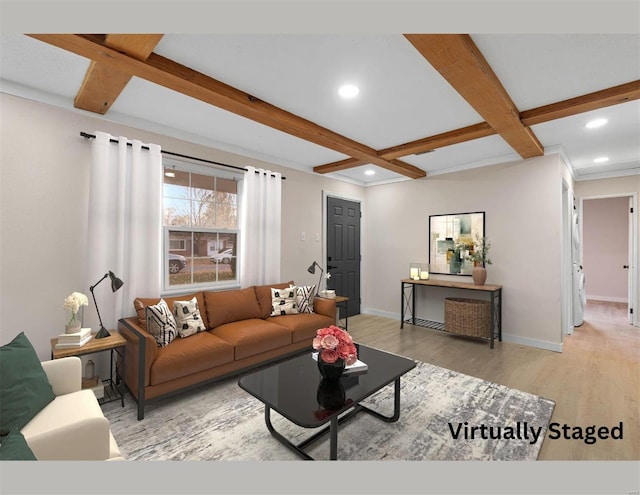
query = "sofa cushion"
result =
(146, 299, 177, 348)
(266, 313, 336, 343)
(270, 287, 299, 316)
(0, 427, 37, 460)
(254, 281, 294, 319)
(173, 297, 206, 338)
(0, 332, 56, 436)
(134, 291, 208, 330)
(204, 287, 262, 329)
(149, 332, 234, 385)
(211, 319, 292, 360)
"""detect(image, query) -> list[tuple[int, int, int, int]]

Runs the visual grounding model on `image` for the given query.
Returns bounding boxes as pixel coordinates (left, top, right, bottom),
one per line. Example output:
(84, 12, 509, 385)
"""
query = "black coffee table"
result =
(238, 344, 416, 460)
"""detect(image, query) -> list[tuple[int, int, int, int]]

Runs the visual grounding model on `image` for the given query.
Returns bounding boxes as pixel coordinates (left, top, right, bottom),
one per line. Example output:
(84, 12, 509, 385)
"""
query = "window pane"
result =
(216, 177, 237, 198)
(164, 169, 190, 199)
(191, 200, 216, 228)
(164, 199, 192, 226)
(216, 207, 237, 229)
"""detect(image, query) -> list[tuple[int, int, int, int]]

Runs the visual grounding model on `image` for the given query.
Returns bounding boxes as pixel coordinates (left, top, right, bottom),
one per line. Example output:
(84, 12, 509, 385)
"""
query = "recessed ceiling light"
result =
(585, 118, 608, 129)
(593, 156, 609, 163)
(364, 169, 375, 176)
(338, 84, 359, 99)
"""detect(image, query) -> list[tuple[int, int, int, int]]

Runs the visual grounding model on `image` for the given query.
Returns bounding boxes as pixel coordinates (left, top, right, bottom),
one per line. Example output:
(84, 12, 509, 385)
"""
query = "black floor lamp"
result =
(90, 270, 124, 339)
(307, 261, 323, 296)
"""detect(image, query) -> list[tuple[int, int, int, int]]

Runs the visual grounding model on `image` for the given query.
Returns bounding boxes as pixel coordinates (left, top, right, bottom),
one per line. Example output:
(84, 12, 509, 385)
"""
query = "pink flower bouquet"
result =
(312, 325, 358, 365)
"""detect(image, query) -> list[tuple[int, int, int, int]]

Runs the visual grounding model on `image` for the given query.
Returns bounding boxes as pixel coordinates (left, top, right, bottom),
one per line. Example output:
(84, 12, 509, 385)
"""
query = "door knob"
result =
(623, 265, 629, 269)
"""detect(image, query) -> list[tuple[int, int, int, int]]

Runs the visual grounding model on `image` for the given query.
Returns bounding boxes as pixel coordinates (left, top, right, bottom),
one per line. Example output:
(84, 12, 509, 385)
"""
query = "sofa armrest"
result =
(41, 357, 81, 396)
(313, 296, 337, 319)
(118, 317, 158, 420)
(27, 415, 111, 460)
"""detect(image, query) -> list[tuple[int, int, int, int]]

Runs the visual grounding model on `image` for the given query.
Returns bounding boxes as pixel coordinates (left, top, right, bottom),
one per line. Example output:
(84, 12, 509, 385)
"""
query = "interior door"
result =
(326, 196, 361, 317)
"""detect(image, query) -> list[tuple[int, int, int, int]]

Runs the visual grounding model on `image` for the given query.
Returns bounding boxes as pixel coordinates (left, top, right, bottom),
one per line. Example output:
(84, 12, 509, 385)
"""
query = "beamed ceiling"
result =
(2, 33, 639, 184)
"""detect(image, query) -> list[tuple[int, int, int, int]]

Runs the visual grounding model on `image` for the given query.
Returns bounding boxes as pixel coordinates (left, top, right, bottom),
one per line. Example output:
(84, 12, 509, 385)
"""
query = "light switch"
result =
(315, 233, 321, 242)
(301, 232, 306, 241)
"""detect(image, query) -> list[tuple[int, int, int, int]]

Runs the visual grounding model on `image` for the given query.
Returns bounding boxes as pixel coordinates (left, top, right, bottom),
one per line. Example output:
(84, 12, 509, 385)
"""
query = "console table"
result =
(401, 279, 502, 348)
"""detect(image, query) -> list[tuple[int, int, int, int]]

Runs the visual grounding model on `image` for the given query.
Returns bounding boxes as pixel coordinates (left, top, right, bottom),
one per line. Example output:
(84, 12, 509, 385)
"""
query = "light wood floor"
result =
(347, 300, 639, 460)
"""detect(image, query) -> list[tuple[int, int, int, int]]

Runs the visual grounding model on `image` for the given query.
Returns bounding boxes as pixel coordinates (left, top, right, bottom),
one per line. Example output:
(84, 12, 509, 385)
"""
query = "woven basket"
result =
(444, 297, 491, 338)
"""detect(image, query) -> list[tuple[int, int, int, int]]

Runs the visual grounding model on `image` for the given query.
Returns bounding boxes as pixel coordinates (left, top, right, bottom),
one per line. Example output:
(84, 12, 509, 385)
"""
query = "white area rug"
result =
(103, 360, 555, 461)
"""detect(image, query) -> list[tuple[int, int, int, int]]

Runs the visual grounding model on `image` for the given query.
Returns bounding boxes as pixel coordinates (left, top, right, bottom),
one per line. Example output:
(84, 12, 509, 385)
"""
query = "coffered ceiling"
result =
(1, 32, 638, 185)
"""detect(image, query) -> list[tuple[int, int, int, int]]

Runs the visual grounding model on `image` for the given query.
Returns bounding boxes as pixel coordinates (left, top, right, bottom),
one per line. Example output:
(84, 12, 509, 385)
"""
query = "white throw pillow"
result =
(146, 299, 177, 348)
(293, 284, 315, 313)
(173, 297, 206, 338)
(270, 287, 299, 316)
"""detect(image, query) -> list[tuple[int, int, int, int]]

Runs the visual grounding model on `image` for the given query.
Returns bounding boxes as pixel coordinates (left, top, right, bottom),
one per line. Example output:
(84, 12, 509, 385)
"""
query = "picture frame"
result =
(428, 211, 485, 276)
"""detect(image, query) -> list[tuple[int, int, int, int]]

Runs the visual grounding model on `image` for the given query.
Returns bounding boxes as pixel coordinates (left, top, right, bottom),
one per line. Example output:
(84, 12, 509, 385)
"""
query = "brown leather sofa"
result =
(117, 281, 336, 419)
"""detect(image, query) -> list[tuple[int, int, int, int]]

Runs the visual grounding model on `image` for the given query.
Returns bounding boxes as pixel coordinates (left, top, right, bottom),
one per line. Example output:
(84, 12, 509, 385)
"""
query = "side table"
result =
(50, 331, 126, 407)
(334, 295, 349, 330)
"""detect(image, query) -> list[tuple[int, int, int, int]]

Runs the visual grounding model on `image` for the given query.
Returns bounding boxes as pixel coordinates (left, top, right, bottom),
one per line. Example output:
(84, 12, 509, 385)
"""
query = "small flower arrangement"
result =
(64, 291, 89, 325)
(312, 325, 358, 365)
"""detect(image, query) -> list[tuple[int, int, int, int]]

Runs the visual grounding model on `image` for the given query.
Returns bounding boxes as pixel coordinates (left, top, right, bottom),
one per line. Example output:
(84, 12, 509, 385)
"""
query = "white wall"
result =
(582, 197, 629, 302)
(363, 154, 567, 351)
(0, 93, 362, 363)
(1, 92, 581, 361)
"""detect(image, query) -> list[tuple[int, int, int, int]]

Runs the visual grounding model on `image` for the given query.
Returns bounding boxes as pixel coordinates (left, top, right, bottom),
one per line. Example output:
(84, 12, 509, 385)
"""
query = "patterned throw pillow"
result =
(174, 297, 206, 338)
(270, 287, 299, 316)
(146, 299, 177, 347)
(293, 284, 315, 313)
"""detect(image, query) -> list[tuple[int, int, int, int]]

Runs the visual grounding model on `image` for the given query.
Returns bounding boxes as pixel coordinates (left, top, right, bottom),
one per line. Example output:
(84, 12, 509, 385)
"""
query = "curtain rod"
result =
(79, 132, 285, 180)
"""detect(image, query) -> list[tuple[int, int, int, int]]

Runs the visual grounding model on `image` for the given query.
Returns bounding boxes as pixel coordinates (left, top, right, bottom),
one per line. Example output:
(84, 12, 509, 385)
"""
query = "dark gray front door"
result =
(326, 196, 361, 317)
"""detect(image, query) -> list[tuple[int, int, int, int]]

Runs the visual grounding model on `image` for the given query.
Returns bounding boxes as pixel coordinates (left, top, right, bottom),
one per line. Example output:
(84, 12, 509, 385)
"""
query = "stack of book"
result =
(311, 352, 368, 375)
(55, 327, 92, 349)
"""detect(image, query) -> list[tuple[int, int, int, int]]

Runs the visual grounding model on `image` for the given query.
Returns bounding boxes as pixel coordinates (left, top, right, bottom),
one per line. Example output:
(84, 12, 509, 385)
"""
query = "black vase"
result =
(317, 355, 345, 380)
(316, 378, 346, 411)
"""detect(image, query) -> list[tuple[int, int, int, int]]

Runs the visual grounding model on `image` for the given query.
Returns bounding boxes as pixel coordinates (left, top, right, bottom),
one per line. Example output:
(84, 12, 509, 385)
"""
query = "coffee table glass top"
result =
(238, 344, 416, 428)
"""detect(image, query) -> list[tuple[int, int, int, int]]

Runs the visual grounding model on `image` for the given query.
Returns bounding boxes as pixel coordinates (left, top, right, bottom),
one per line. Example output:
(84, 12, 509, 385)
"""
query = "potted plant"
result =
(465, 233, 492, 285)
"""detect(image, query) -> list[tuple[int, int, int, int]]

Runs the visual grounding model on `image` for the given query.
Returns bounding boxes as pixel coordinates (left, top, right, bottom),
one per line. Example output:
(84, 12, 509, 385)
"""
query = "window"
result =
(163, 161, 241, 291)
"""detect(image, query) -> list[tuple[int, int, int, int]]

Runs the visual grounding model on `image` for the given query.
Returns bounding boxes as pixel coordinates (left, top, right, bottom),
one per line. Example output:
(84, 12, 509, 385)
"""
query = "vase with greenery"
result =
(465, 234, 492, 285)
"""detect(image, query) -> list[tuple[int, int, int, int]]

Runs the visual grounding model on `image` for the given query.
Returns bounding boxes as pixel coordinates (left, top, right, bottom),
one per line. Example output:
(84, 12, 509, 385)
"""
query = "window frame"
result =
(162, 158, 243, 294)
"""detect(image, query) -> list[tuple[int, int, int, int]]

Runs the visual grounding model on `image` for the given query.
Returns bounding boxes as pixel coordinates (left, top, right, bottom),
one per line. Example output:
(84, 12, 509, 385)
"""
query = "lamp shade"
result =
(307, 261, 323, 295)
(109, 271, 124, 292)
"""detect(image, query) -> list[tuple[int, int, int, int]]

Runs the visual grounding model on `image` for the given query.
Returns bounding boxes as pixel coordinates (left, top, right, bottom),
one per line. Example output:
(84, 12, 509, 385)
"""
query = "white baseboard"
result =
(501, 334, 563, 353)
(586, 295, 628, 303)
(361, 308, 564, 353)
(362, 308, 400, 320)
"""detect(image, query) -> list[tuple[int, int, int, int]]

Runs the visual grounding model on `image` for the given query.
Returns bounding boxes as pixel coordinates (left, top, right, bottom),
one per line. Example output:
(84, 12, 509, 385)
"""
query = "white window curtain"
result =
(84, 132, 163, 328)
(240, 166, 282, 286)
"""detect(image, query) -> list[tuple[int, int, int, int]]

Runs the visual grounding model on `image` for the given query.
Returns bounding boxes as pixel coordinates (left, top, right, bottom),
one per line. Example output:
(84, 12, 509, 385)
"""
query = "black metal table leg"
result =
(490, 291, 495, 349)
(262, 378, 404, 460)
(359, 378, 402, 423)
(329, 416, 338, 460)
(400, 281, 405, 328)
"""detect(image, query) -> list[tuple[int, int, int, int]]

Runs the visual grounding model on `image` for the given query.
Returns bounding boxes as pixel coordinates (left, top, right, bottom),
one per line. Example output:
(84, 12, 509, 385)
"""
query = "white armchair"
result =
(19, 356, 123, 460)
